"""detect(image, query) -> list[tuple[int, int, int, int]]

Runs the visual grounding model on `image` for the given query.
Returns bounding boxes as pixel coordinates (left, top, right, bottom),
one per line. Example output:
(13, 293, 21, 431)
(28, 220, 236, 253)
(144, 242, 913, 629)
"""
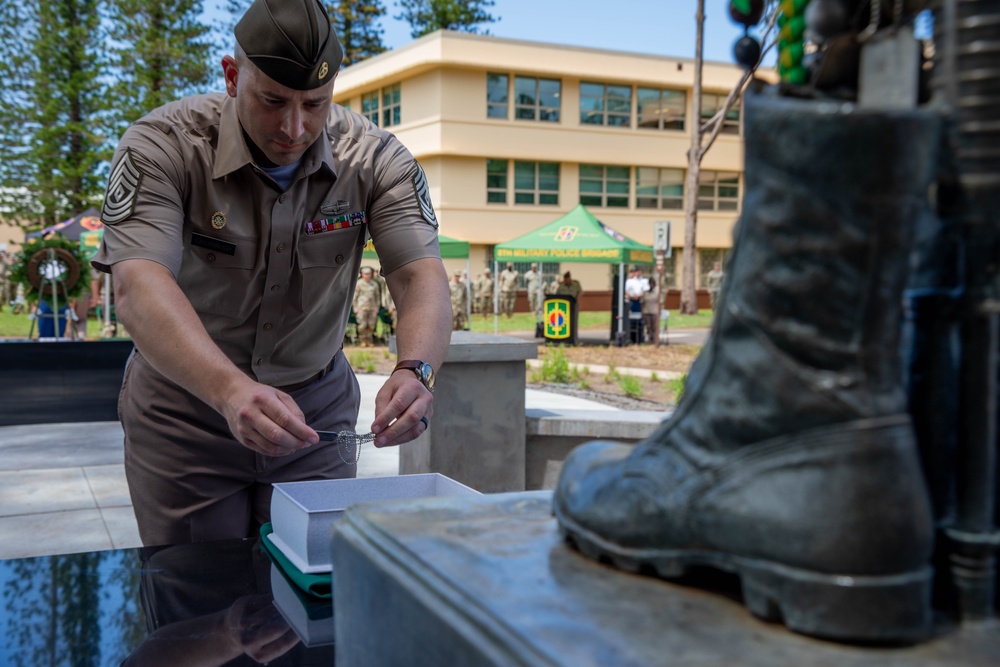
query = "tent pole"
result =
(618, 262, 625, 339)
(493, 260, 499, 334)
(465, 257, 471, 328)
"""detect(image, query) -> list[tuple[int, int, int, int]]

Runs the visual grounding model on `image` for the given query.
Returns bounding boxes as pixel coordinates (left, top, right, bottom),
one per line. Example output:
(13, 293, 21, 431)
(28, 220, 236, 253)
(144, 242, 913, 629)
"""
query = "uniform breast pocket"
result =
(188, 230, 258, 270)
(298, 225, 362, 269)
(295, 226, 363, 311)
(182, 229, 261, 320)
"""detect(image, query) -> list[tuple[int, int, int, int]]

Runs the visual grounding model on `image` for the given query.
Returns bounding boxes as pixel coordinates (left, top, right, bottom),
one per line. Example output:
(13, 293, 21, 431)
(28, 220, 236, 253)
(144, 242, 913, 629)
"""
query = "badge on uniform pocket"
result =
(305, 211, 367, 235)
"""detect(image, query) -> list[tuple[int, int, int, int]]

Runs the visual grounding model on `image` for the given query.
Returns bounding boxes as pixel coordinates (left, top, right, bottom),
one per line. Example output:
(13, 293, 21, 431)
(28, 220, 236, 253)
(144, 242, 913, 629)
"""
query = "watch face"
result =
(418, 362, 435, 392)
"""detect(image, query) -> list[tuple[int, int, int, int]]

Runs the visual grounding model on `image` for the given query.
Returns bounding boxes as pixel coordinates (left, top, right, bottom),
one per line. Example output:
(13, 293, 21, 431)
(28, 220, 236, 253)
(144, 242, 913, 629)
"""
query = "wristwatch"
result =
(393, 359, 435, 392)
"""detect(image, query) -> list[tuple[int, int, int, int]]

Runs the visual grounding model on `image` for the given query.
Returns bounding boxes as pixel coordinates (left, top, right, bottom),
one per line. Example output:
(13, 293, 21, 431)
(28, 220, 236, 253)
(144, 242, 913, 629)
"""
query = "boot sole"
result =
(555, 512, 932, 643)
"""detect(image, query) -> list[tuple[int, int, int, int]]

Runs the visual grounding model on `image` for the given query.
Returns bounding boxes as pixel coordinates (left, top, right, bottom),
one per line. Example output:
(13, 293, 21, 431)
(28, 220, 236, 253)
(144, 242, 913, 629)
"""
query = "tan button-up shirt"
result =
(94, 93, 439, 387)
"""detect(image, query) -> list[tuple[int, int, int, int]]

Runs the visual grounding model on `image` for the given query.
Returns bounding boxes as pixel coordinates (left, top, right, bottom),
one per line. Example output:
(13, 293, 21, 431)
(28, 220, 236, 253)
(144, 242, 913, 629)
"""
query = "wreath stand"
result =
(26, 246, 80, 341)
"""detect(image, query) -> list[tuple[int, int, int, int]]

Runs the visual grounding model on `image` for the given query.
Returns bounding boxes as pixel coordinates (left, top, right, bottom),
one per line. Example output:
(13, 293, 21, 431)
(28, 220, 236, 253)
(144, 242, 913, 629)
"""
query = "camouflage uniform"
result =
(449, 276, 467, 330)
(352, 274, 382, 346)
(705, 266, 725, 311)
(524, 266, 541, 315)
(498, 265, 519, 317)
(476, 271, 494, 318)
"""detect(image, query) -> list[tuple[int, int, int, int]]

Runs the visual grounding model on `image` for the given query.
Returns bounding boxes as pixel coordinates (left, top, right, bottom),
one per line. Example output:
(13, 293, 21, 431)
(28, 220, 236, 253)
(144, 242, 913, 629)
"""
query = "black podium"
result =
(541, 294, 578, 345)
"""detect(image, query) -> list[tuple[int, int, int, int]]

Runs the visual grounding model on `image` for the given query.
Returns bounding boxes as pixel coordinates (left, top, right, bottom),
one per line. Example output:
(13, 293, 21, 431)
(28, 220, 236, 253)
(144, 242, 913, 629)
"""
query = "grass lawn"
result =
(466, 310, 714, 333)
(0, 307, 714, 338)
(0, 308, 107, 338)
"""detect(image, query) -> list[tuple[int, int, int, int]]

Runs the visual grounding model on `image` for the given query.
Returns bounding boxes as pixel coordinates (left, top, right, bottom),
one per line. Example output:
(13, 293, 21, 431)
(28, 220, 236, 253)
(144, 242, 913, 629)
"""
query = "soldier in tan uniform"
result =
(476, 267, 494, 319)
(498, 262, 519, 318)
(352, 266, 381, 346)
(523, 262, 541, 316)
(449, 270, 467, 331)
(91, 0, 451, 546)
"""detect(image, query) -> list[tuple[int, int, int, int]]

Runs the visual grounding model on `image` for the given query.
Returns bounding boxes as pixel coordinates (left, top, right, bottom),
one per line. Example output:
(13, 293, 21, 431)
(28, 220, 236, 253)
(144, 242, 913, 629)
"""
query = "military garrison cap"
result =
(235, 0, 344, 90)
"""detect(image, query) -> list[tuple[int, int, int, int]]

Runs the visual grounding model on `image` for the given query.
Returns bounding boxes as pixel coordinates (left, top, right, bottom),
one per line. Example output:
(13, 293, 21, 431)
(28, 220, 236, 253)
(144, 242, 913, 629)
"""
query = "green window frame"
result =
(487, 159, 508, 204)
(514, 76, 561, 122)
(701, 92, 740, 135)
(697, 171, 740, 211)
(487, 73, 509, 119)
(636, 167, 685, 210)
(514, 161, 560, 205)
(580, 82, 632, 127)
(579, 164, 630, 208)
(637, 87, 686, 131)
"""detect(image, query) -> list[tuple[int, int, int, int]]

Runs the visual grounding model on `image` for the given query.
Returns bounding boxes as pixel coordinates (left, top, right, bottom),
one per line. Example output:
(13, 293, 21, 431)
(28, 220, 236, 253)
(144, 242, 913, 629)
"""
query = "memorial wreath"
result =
(8, 234, 92, 304)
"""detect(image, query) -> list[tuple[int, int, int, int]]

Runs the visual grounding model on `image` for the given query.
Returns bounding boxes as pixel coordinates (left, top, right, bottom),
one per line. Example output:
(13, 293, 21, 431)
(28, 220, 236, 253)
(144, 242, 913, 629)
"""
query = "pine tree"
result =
(329, 1, 387, 67)
(395, 0, 497, 39)
(108, 0, 214, 130)
(0, 0, 110, 225)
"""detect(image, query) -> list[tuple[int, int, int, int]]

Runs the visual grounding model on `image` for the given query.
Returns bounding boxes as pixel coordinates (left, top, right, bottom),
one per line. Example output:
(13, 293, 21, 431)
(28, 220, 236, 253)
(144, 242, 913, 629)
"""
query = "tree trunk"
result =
(680, 0, 705, 315)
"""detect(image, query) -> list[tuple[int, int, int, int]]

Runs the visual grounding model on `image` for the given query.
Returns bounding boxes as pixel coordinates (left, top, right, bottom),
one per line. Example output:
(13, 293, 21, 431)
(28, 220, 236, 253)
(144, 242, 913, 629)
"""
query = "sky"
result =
(378, 0, 754, 64)
(207, 1, 762, 66)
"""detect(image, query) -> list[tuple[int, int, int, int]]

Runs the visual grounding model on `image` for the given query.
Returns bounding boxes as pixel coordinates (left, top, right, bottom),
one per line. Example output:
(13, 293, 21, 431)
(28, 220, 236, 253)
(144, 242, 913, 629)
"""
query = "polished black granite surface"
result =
(0, 538, 334, 666)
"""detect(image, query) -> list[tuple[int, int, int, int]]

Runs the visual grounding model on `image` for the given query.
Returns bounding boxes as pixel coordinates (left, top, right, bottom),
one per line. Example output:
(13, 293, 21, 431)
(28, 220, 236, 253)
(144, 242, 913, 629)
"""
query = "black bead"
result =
(733, 35, 762, 68)
(729, 0, 765, 27)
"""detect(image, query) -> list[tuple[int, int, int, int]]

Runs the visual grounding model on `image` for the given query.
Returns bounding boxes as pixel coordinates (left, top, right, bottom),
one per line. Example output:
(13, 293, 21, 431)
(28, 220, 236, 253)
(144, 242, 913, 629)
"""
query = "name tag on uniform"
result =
(305, 211, 367, 235)
(191, 232, 236, 256)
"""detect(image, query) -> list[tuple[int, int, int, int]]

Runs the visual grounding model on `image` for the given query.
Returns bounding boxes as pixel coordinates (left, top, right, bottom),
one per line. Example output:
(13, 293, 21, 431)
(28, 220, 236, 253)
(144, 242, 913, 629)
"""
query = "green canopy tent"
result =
(363, 233, 473, 324)
(493, 204, 654, 336)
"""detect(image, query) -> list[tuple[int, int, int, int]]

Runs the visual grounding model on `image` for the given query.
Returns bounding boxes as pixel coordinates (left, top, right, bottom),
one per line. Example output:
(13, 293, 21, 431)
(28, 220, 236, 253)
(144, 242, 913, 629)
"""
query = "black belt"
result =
(276, 356, 337, 393)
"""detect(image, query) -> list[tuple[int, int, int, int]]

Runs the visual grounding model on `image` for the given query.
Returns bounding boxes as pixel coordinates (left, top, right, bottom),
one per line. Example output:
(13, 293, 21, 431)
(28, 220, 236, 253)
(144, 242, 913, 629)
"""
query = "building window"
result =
(698, 171, 740, 211)
(580, 82, 631, 127)
(361, 84, 401, 127)
(514, 161, 559, 205)
(637, 87, 686, 131)
(580, 164, 629, 208)
(487, 73, 508, 119)
(382, 83, 401, 127)
(701, 92, 740, 135)
(514, 76, 561, 122)
(362, 91, 379, 125)
(636, 167, 685, 209)
(487, 159, 507, 204)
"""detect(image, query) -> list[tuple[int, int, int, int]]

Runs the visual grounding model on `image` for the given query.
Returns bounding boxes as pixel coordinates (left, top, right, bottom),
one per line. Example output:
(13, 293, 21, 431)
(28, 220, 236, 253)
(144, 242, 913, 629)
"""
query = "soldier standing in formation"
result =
(498, 262, 519, 318)
(352, 267, 382, 346)
(523, 262, 541, 316)
(449, 270, 467, 331)
(705, 261, 725, 311)
(477, 267, 494, 319)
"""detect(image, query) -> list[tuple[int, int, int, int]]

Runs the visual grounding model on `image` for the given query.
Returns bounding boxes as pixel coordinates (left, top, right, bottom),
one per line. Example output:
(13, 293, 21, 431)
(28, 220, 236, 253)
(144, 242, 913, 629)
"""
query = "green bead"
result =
(779, 15, 805, 41)
(785, 65, 807, 85)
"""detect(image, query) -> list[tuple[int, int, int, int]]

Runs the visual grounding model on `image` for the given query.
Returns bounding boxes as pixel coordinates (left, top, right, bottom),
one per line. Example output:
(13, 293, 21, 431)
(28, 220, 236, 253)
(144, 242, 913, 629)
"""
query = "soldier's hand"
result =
(371, 372, 433, 448)
(220, 378, 319, 456)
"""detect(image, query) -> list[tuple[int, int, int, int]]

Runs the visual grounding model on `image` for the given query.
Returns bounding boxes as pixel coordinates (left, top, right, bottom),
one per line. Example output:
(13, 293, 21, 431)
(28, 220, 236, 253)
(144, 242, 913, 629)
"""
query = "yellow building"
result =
(333, 30, 753, 298)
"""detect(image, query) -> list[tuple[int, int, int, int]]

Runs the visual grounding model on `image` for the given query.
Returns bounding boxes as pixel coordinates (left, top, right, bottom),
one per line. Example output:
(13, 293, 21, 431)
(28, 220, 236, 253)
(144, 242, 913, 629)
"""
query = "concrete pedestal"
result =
(332, 492, 1000, 667)
(396, 331, 537, 492)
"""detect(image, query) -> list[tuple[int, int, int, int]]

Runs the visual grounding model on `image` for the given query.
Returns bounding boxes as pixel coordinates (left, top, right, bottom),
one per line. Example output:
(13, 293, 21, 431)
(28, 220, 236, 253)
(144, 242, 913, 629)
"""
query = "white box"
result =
(270, 564, 334, 647)
(269, 473, 480, 573)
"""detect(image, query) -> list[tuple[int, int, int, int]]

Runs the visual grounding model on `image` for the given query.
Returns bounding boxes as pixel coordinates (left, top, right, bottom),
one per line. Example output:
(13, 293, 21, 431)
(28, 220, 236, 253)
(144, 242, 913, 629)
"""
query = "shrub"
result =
(669, 373, 688, 402)
(618, 374, 642, 398)
(604, 363, 619, 384)
(538, 346, 572, 384)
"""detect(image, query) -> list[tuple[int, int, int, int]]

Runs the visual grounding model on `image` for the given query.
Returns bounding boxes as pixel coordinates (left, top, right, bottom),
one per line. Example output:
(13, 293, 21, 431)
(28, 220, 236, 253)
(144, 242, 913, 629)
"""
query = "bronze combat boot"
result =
(553, 91, 942, 642)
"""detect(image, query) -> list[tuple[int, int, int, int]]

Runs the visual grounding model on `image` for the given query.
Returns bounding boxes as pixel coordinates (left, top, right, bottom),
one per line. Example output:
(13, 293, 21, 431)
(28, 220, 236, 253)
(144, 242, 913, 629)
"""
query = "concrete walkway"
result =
(0, 374, 619, 561)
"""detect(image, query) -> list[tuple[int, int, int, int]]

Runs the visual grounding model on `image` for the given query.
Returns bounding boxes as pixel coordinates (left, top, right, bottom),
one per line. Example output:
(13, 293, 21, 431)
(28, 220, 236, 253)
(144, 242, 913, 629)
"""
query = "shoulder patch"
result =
(412, 163, 438, 228)
(102, 147, 144, 225)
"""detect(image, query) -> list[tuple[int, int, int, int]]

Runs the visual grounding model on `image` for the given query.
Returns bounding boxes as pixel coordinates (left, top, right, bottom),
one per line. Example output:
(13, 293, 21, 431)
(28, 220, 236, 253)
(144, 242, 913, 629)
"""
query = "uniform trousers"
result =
(120, 348, 361, 546)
